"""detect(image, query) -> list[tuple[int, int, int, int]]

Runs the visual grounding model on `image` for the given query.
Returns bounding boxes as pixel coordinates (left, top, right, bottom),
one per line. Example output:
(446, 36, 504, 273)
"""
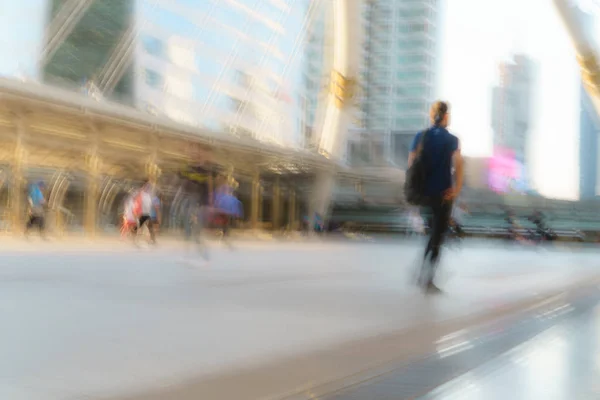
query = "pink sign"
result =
(488, 148, 517, 193)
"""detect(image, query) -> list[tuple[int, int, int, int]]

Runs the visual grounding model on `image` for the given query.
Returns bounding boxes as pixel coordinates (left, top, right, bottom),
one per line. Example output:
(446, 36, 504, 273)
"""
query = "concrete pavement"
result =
(0, 238, 598, 399)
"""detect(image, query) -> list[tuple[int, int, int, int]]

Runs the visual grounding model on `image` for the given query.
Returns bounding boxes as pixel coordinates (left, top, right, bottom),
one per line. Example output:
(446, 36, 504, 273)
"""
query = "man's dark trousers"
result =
(420, 196, 453, 286)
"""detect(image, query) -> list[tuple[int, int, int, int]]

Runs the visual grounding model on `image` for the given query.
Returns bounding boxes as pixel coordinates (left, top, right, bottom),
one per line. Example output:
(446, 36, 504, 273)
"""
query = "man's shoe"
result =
(425, 282, 442, 294)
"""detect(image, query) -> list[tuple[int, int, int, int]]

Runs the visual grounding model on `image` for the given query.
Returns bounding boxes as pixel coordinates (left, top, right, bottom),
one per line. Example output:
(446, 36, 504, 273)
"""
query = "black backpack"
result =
(404, 129, 430, 206)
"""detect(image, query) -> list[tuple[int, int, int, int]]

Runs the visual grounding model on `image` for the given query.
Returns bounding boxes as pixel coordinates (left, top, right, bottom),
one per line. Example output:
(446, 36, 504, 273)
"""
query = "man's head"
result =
(430, 101, 450, 127)
(142, 181, 153, 193)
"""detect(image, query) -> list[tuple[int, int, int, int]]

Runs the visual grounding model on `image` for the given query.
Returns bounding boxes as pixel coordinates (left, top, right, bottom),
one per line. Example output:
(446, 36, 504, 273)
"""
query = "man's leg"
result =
(222, 216, 234, 248)
(420, 198, 452, 289)
(421, 206, 434, 260)
(148, 220, 156, 243)
(133, 216, 147, 244)
(418, 204, 434, 286)
(423, 234, 433, 260)
(38, 215, 46, 237)
(25, 215, 34, 234)
(194, 220, 209, 261)
(141, 215, 155, 243)
(428, 200, 452, 269)
(184, 215, 192, 241)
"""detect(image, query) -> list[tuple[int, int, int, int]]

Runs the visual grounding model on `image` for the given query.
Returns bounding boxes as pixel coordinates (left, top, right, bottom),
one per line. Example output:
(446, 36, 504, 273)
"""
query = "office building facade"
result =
(491, 55, 535, 165)
(136, 0, 309, 147)
(580, 83, 600, 199)
(299, 0, 333, 149)
(350, 0, 441, 168)
(42, 0, 136, 103)
(5, 0, 310, 147)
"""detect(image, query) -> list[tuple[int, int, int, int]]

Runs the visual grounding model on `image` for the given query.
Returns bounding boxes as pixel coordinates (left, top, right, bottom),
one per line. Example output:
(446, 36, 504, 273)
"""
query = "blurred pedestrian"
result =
(132, 182, 156, 245)
(120, 193, 137, 239)
(188, 200, 210, 264)
(214, 184, 242, 247)
(408, 101, 464, 293)
(25, 181, 46, 238)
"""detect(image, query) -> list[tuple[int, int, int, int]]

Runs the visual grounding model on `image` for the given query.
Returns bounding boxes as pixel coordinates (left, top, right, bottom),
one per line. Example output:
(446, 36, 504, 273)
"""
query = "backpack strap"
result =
(415, 127, 433, 156)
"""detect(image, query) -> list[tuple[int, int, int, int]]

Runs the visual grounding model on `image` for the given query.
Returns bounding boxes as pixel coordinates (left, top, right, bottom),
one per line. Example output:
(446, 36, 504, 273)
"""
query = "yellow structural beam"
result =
(330, 70, 356, 109)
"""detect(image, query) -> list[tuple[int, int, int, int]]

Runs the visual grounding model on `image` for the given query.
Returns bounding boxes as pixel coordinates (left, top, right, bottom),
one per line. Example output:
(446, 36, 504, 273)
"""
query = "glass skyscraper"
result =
(43, 0, 136, 103)
(2, 0, 311, 148)
(491, 55, 535, 165)
(136, 0, 309, 146)
(350, 0, 441, 168)
(580, 84, 600, 199)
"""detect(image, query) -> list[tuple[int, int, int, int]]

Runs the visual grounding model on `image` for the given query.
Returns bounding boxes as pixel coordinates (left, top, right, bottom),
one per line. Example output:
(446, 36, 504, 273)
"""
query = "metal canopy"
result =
(0, 78, 404, 184)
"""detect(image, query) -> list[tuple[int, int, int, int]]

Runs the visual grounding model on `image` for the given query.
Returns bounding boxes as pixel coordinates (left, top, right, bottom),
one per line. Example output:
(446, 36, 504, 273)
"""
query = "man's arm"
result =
(407, 133, 421, 168)
(408, 151, 416, 168)
(452, 141, 464, 196)
(155, 204, 162, 224)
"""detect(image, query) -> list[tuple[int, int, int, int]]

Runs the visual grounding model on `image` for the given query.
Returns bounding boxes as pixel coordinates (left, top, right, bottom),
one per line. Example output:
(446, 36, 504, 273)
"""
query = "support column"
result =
(208, 174, 214, 205)
(10, 117, 26, 233)
(272, 177, 281, 230)
(258, 182, 263, 227)
(84, 146, 101, 237)
(225, 164, 234, 186)
(145, 161, 161, 187)
(146, 132, 161, 187)
(310, 170, 336, 228)
(251, 171, 260, 230)
(295, 189, 301, 230)
(310, 0, 361, 228)
(288, 187, 296, 230)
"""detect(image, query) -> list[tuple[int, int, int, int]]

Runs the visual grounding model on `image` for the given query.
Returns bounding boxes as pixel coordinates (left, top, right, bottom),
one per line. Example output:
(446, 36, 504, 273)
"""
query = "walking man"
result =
(135, 182, 156, 244)
(25, 181, 46, 238)
(408, 101, 464, 292)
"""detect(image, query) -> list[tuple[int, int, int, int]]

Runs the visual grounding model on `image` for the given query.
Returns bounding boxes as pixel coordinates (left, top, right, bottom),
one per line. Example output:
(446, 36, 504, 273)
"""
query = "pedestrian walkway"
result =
(1, 241, 598, 400)
(421, 290, 600, 399)
(320, 285, 600, 400)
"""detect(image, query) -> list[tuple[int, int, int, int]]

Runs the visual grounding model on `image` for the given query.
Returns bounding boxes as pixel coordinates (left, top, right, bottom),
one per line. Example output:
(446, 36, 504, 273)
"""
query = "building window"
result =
(396, 117, 426, 129)
(190, 83, 209, 103)
(398, 23, 426, 34)
(372, 141, 385, 164)
(392, 133, 417, 168)
(141, 35, 164, 57)
(398, 38, 429, 51)
(396, 101, 425, 114)
(398, 7, 429, 19)
(398, 54, 426, 65)
(144, 69, 163, 89)
(396, 70, 428, 82)
(348, 141, 360, 165)
(195, 55, 225, 79)
(229, 97, 244, 112)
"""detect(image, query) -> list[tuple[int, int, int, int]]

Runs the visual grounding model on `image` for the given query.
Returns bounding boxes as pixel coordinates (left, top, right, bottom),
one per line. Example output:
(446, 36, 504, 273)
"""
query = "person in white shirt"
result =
(124, 197, 134, 222)
(136, 183, 156, 244)
(121, 195, 137, 238)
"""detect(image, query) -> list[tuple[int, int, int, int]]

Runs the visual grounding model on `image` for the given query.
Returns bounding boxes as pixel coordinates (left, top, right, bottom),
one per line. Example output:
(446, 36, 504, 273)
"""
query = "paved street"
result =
(0, 238, 599, 399)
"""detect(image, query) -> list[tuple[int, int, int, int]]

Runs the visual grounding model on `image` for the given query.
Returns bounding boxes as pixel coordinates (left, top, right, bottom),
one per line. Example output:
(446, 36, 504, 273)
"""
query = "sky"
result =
(0, 0, 48, 78)
(439, 0, 586, 200)
(0, 0, 596, 199)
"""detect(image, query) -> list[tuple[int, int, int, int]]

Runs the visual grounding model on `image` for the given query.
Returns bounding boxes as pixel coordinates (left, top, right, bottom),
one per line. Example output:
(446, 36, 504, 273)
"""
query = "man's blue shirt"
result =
(150, 196, 160, 219)
(29, 185, 44, 207)
(410, 126, 459, 196)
